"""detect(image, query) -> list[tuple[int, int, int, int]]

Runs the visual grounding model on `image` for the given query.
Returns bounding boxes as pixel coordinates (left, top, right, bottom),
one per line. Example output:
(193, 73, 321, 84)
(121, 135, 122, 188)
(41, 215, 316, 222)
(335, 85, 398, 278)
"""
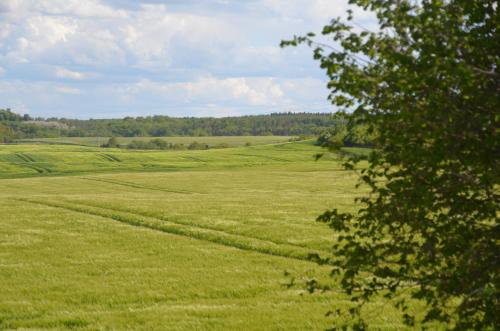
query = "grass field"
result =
(0, 139, 412, 330)
(18, 136, 294, 147)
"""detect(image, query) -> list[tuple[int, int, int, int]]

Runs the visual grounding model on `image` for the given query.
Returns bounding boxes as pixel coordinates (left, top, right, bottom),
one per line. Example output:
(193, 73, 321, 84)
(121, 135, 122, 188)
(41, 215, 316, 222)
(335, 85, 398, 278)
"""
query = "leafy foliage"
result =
(316, 113, 377, 149)
(102, 137, 119, 148)
(0, 122, 14, 143)
(0, 108, 29, 121)
(283, 0, 499, 329)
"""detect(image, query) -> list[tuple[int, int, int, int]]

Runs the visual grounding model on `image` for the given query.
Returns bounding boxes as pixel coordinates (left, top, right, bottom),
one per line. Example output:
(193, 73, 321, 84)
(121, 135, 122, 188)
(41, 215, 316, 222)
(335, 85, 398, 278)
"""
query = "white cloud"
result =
(118, 5, 240, 69)
(0, 21, 12, 41)
(46, 1, 127, 18)
(0, 0, 240, 69)
(124, 76, 285, 106)
(0, 0, 127, 18)
(56, 86, 81, 94)
(0, 75, 331, 118)
(307, 0, 375, 23)
(260, 0, 375, 24)
(54, 67, 86, 80)
(0, 0, 26, 14)
(27, 16, 77, 45)
(0, 0, 376, 118)
(0, 0, 376, 69)
(2, 15, 78, 64)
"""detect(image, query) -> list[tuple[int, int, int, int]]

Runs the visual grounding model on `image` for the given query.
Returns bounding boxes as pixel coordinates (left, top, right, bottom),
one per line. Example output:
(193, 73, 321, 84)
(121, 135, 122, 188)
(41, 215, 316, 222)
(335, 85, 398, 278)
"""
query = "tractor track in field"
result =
(8, 162, 52, 174)
(21, 164, 52, 174)
(15, 198, 330, 264)
(7, 153, 53, 174)
(80, 177, 196, 194)
(66, 199, 330, 254)
(15, 153, 36, 162)
(98, 153, 122, 162)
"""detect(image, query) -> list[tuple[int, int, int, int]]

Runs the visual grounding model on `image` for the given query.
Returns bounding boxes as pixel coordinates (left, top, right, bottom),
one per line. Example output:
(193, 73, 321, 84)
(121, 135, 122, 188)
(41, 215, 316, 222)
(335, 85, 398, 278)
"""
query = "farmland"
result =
(17, 136, 294, 148)
(0, 139, 410, 330)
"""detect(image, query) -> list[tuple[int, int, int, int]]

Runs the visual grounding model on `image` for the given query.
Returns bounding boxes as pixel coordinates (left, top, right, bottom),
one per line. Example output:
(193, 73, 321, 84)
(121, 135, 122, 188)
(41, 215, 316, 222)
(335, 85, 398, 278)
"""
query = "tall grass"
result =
(0, 140, 414, 330)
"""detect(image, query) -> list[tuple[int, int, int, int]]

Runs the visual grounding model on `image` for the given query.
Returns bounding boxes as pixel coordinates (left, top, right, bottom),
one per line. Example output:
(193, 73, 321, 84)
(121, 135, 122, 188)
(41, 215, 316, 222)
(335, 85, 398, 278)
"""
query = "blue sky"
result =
(0, 0, 375, 119)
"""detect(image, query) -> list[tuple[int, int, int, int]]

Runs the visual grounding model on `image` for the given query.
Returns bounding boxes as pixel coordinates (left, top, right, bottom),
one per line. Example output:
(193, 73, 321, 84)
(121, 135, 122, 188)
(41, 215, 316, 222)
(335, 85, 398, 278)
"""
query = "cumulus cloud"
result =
(0, 1, 240, 69)
(0, 0, 376, 118)
(54, 67, 86, 80)
(119, 5, 240, 69)
(0, 0, 127, 18)
(113, 76, 286, 106)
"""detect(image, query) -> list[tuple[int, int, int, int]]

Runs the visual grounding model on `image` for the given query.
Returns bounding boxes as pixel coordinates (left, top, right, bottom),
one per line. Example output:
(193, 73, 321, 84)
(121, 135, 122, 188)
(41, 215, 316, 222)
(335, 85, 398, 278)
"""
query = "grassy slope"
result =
(0, 141, 410, 330)
(0, 140, 342, 179)
(18, 135, 294, 147)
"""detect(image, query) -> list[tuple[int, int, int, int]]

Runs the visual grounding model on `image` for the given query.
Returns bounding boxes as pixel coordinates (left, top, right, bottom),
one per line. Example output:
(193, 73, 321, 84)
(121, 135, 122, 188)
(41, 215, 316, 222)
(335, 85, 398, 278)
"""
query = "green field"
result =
(0, 139, 411, 330)
(18, 136, 294, 147)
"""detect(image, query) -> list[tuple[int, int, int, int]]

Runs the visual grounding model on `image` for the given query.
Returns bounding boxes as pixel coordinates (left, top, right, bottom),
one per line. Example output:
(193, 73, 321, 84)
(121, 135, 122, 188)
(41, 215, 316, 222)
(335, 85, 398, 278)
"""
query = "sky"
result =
(0, 0, 375, 119)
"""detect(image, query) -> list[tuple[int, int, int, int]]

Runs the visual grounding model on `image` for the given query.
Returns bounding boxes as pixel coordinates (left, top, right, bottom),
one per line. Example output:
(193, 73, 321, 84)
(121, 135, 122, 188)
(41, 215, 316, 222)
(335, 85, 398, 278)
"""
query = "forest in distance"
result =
(0, 108, 374, 148)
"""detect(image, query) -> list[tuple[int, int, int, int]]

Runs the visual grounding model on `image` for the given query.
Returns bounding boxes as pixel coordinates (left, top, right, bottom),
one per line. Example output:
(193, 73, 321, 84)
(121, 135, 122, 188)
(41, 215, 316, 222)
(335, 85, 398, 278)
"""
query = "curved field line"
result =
(26, 164, 51, 173)
(80, 177, 196, 194)
(99, 153, 122, 162)
(10, 153, 53, 173)
(69, 199, 331, 254)
(8, 162, 51, 173)
(15, 153, 35, 162)
(23, 154, 36, 162)
(98, 154, 116, 162)
(15, 198, 329, 264)
(104, 154, 122, 162)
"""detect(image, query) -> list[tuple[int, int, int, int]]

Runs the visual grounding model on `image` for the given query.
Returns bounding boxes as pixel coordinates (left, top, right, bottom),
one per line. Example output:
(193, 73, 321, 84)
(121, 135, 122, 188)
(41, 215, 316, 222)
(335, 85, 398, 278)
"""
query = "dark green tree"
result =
(103, 137, 119, 148)
(0, 122, 14, 143)
(188, 141, 209, 150)
(316, 113, 349, 149)
(282, 0, 498, 329)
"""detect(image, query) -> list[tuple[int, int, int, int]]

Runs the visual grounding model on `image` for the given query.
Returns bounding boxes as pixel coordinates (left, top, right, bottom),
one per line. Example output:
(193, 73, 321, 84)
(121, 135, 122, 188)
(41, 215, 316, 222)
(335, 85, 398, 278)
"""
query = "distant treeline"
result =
(1, 108, 339, 137)
(0, 108, 376, 147)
